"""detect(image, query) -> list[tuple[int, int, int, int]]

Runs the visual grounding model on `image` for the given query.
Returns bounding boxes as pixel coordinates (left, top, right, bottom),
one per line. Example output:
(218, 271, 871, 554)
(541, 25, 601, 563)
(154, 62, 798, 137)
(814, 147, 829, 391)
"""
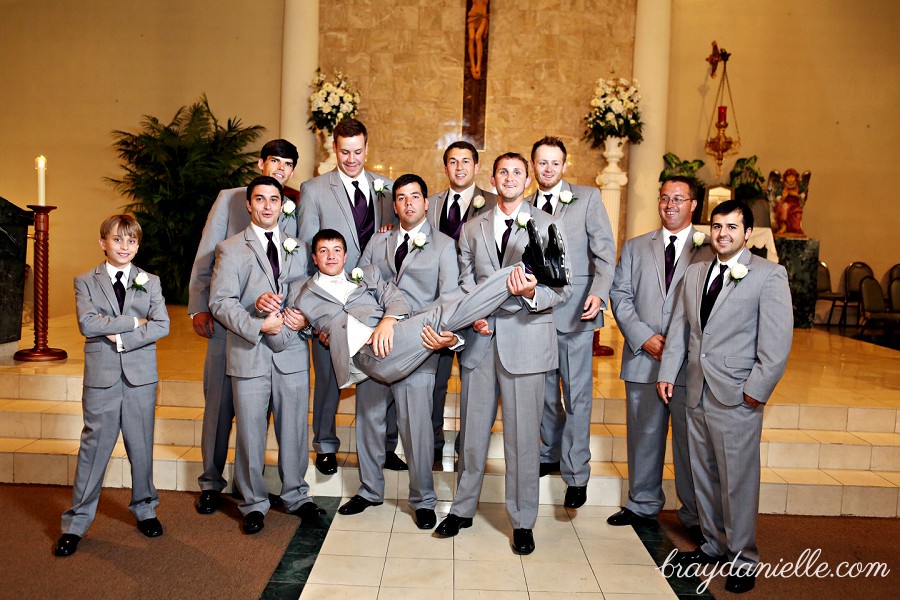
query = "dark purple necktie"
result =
(113, 271, 125, 312)
(445, 193, 462, 236)
(351, 180, 367, 229)
(700, 263, 728, 330)
(394, 233, 409, 272)
(542, 193, 553, 214)
(265, 231, 280, 287)
(664, 235, 677, 291)
(498, 218, 513, 261)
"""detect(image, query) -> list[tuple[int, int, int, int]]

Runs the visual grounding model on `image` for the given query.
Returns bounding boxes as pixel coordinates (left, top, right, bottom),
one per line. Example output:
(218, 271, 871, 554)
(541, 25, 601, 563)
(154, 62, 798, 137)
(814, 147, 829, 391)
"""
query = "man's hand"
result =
(317, 330, 330, 347)
(377, 223, 395, 233)
(255, 291, 283, 314)
(641, 334, 666, 361)
(192, 312, 215, 338)
(507, 266, 537, 299)
(105, 334, 116, 343)
(656, 382, 674, 405)
(260, 310, 284, 335)
(743, 393, 762, 408)
(421, 325, 457, 350)
(581, 294, 602, 321)
(368, 317, 397, 357)
(282, 308, 308, 332)
(473, 319, 492, 336)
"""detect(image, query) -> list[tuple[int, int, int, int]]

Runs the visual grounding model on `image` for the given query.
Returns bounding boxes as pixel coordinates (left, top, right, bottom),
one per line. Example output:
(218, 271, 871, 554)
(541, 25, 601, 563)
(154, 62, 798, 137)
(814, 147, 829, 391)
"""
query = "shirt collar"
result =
(338, 168, 367, 191)
(105, 262, 132, 280)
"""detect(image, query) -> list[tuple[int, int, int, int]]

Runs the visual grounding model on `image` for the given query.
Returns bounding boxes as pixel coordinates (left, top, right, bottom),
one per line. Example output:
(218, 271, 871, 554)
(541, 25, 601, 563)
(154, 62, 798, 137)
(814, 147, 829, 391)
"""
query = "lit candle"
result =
(35, 155, 47, 206)
(717, 106, 727, 127)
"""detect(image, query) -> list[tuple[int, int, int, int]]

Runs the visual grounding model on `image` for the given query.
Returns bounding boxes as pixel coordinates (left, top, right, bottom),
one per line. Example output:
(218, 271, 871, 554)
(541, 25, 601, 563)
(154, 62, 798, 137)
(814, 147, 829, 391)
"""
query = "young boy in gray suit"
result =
(56, 215, 170, 557)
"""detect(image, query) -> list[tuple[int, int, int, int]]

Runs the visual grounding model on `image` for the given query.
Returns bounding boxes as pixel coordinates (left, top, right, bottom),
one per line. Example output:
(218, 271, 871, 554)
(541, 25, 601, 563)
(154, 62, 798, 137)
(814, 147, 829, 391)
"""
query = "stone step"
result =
(1, 436, 897, 518)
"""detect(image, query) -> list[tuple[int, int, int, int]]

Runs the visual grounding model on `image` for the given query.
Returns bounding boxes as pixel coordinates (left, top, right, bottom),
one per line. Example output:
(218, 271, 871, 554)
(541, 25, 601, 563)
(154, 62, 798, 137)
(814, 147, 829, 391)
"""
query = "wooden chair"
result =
(817, 262, 844, 327)
(838, 262, 874, 327)
(890, 278, 900, 312)
(859, 276, 900, 338)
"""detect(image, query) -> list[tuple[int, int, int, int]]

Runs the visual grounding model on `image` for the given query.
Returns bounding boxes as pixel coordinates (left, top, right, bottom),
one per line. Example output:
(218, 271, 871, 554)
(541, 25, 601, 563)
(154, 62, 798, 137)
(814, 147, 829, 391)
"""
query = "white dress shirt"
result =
(105, 262, 139, 352)
(536, 181, 562, 214)
(662, 225, 693, 264)
(338, 169, 371, 207)
(446, 183, 478, 219)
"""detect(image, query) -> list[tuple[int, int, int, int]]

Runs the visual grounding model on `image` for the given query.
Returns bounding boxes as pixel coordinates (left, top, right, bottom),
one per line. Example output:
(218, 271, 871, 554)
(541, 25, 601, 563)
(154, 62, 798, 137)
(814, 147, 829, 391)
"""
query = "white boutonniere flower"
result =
(372, 179, 388, 199)
(282, 238, 298, 254)
(281, 199, 296, 218)
(350, 267, 364, 282)
(515, 212, 532, 229)
(472, 195, 485, 209)
(130, 272, 149, 292)
(692, 231, 707, 248)
(558, 190, 576, 204)
(412, 232, 428, 248)
(729, 263, 749, 285)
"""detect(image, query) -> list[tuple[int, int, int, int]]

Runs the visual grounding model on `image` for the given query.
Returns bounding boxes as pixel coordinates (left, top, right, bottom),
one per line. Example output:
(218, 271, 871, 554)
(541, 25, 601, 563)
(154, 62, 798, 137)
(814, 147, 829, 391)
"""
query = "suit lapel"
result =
(466, 187, 487, 221)
(397, 221, 430, 280)
(122, 268, 138, 314)
(476, 213, 501, 270)
(650, 230, 666, 297)
(386, 229, 401, 277)
(245, 228, 279, 292)
(503, 205, 530, 267)
(707, 250, 752, 324)
(94, 265, 121, 315)
(555, 181, 572, 219)
(365, 171, 381, 228)
(329, 169, 361, 252)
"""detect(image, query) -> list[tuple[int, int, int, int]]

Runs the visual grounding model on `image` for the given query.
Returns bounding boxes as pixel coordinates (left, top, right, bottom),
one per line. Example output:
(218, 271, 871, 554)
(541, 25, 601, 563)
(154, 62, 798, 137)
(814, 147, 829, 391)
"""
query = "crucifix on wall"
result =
(462, 0, 490, 149)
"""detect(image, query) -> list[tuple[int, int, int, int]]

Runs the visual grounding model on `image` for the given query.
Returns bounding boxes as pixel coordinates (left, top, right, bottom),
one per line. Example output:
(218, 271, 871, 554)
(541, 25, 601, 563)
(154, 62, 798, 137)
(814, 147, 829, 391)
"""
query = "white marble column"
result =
(625, 0, 672, 239)
(281, 0, 319, 182)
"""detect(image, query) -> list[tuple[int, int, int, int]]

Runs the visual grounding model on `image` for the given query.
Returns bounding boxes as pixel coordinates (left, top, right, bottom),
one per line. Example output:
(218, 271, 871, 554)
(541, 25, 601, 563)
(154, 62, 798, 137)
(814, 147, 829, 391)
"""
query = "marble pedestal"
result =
(775, 237, 819, 328)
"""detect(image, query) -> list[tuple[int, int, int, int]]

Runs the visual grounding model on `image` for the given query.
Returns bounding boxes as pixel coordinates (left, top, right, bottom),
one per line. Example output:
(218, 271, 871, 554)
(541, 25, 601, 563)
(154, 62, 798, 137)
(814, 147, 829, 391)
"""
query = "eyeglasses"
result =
(658, 195, 692, 206)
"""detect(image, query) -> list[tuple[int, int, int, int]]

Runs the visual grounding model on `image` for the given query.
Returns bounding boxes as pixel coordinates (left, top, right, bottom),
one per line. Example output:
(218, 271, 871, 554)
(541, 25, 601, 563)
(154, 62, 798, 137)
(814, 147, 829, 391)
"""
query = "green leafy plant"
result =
(107, 95, 264, 303)
(728, 155, 765, 200)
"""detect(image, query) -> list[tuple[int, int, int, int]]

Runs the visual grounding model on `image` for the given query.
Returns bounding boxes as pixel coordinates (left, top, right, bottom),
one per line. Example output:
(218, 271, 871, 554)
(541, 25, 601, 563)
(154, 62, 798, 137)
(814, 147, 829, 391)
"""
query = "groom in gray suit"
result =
(436, 152, 571, 555)
(528, 136, 616, 509)
(658, 200, 792, 594)
(210, 176, 324, 535)
(341, 173, 461, 528)
(608, 176, 710, 539)
(296, 118, 398, 475)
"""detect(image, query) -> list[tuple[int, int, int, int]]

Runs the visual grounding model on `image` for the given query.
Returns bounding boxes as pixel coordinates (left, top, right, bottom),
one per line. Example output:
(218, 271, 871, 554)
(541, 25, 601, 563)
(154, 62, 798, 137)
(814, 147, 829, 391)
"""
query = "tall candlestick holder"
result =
(15, 205, 67, 362)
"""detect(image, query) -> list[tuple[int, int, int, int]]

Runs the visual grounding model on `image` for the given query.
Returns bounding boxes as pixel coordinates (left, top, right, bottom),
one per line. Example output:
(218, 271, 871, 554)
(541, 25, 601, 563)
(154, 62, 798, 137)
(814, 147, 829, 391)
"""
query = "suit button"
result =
(701, 353, 706, 358)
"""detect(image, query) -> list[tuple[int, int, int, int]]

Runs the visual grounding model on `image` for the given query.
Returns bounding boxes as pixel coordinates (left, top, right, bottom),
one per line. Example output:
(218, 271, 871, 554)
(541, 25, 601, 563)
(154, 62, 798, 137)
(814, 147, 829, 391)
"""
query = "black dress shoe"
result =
(522, 219, 549, 281)
(435, 513, 473, 537)
(539, 461, 560, 477)
(415, 508, 437, 529)
(564, 485, 587, 508)
(674, 548, 724, 567)
(338, 495, 382, 515)
(54, 533, 81, 557)
(434, 448, 443, 465)
(606, 507, 656, 526)
(512, 528, 535, 554)
(545, 223, 570, 286)
(315, 452, 337, 475)
(136, 517, 163, 538)
(195, 490, 221, 514)
(242, 511, 265, 534)
(686, 524, 706, 546)
(725, 569, 757, 593)
(384, 451, 408, 471)
(290, 501, 327, 520)
(268, 493, 284, 508)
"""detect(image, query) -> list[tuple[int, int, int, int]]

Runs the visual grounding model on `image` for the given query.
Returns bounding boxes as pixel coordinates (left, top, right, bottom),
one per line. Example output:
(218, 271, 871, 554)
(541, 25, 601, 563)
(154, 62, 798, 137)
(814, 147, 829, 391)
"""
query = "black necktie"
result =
(498, 218, 513, 262)
(542, 193, 553, 214)
(700, 264, 728, 330)
(664, 235, 677, 292)
(113, 271, 125, 312)
(351, 180, 367, 228)
(265, 231, 280, 287)
(444, 193, 462, 237)
(394, 233, 409, 272)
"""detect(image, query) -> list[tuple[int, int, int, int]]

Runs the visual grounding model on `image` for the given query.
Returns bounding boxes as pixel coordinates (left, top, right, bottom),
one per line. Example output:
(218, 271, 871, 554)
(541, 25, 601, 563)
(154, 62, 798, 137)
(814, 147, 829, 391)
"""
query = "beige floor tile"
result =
(0, 454, 13, 481)
(306, 554, 386, 587)
(871, 446, 900, 471)
(451, 531, 517, 563)
(331, 501, 397, 532)
(300, 583, 379, 599)
(387, 532, 452, 560)
(0, 437, 36, 452)
(14, 452, 68, 484)
(847, 408, 897, 432)
(786, 484, 843, 515)
(529, 593, 605, 600)
(454, 559, 526, 591)
(759, 482, 788, 514)
(320, 529, 390, 557)
(854, 432, 900, 446)
(593, 564, 673, 595)
(770, 468, 839, 485)
(874, 471, 900, 485)
(520, 536, 589, 564)
(762, 403, 799, 428)
(818, 444, 872, 469)
(766, 441, 819, 468)
(522, 560, 600, 592)
(841, 486, 899, 517)
(381, 557, 453, 589)
(572, 517, 642, 541)
(798, 405, 848, 430)
(532, 515, 578, 539)
(823, 469, 893, 486)
(602, 594, 675, 600)
(453, 591, 529, 600)
(378, 587, 452, 600)
(581, 537, 656, 566)
(564, 505, 619, 520)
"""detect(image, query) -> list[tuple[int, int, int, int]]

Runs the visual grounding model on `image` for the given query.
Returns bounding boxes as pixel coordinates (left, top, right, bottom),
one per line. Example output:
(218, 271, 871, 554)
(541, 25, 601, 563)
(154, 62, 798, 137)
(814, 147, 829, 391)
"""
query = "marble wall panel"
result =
(318, 0, 636, 197)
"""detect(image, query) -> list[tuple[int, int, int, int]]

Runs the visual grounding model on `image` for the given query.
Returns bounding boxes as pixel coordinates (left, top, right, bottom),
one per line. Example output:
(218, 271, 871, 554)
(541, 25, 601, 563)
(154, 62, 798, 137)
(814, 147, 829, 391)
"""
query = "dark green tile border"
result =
(629, 520, 716, 600)
(260, 496, 340, 600)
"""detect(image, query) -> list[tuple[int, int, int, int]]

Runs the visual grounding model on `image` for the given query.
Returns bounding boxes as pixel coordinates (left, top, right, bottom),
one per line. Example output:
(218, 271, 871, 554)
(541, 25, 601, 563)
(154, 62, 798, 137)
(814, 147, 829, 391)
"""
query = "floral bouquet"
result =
(583, 77, 643, 148)
(307, 69, 360, 133)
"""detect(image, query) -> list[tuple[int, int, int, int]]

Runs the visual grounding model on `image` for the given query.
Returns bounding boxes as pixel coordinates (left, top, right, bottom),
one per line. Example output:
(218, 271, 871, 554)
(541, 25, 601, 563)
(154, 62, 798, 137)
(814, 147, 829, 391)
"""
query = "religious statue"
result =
(766, 168, 811, 237)
(467, 0, 489, 79)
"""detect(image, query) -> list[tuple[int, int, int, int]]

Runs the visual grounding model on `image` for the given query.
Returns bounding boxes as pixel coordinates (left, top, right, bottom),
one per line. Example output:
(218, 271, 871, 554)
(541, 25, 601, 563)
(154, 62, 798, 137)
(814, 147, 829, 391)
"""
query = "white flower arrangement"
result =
(350, 267, 364, 282)
(130, 271, 149, 292)
(692, 231, 707, 248)
(412, 232, 428, 248)
(307, 69, 360, 134)
(283, 238, 299, 254)
(583, 76, 644, 148)
(372, 179, 388, 199)
(558, 190, 575, 204)
(516, 212, 532, 229)
(729, 263, 749, 285)
(472, 195, 486, 209)
(282, 199, 296, 218)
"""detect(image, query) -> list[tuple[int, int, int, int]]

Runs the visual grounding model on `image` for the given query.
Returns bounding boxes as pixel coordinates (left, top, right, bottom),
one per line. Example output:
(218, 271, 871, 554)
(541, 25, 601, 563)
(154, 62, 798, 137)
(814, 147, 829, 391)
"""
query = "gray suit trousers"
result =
(62, 376, 159, 536)
(692, 383, 763, 567)
(539, 329, 595, 486)
(197, 329, 234, 492)
(431, 349, 455, 450)
(624, 381, 698, 526)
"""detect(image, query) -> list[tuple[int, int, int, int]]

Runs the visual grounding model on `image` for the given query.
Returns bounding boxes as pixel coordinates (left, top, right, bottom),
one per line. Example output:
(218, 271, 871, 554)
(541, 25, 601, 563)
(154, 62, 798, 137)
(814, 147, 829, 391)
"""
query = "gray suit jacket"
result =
(527, 181, 615, 332)
(658, 249, 793, 407)
(292, 266, 412, 388)
(209, 226, 310, 379)
(297, 169, 396, 271)
(456, 204, 571, 374)
(425, 186, 497, 240)
(75, 264, 170, 388)
(188, 186, 300, 316)
(611, 227, 713, 385)
(359, 221, 460, 373)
